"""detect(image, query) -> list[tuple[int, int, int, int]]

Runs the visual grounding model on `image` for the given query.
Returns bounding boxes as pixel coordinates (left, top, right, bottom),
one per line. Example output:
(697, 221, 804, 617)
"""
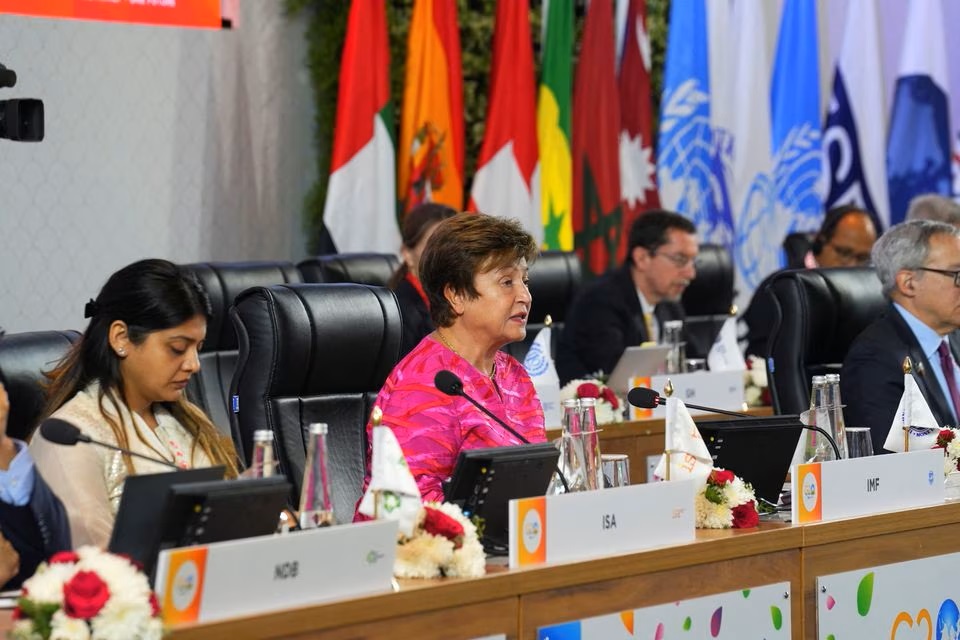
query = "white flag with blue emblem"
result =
(886, 0, 953, 225)
(884, 373, 940, 454)
(823, 0, 889, 230)
(770, 0, 822, 250)
(358, 425, 422, 536)
(523, 326, 561, 427)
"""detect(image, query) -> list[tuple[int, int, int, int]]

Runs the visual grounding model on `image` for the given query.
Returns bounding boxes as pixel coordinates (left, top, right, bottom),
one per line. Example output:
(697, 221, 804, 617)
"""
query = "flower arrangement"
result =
(559, 379, 623, 425)
(394, 502, 486, 579)
(934, 428, 960, 476)
(695, 468, 759, 529)
(10, 546, 163, 640)
(743, 356, 771, 408)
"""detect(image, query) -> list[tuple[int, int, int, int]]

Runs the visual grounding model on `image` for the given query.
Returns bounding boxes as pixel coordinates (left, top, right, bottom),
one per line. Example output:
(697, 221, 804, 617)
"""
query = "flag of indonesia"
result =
(323, 0, 399, 253)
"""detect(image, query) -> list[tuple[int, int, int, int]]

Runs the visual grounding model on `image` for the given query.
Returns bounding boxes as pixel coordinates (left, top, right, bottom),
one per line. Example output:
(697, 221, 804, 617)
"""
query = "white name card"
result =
(507, 480, 696, 568)
(628, 370, 745, 420)
(154, 520, 398, 625)
(792, 448, 944, 524)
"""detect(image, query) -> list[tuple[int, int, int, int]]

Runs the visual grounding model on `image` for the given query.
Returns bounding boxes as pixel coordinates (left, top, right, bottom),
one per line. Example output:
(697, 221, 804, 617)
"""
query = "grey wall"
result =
(0, 2, 315, 332)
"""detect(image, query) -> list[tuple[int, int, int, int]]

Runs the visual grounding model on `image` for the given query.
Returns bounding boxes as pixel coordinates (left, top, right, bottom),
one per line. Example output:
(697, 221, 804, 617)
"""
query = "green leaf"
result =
(770, 606, 783, 630)
(857, 572, 874, 616)
(742, 589, 751, 598)
(683, 616, 692, 631)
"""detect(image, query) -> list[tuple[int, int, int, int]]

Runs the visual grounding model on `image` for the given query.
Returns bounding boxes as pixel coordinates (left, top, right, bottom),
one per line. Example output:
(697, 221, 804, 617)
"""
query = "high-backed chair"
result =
(765, 267, 885, 415)
(179, 261, 302, 435)
(229, 283, 402, 523)
(297, 253, 400, 287)
(783, 232, 816, 269)
(502, 250, 583, 361)
(0, 330, 81, 440)
(681, 244, 735, 358)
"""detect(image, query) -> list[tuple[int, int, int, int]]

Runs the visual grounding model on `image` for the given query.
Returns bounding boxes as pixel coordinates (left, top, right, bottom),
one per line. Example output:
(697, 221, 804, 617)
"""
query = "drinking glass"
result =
(844, 427, 874, 458)
(601, 454, 631, 488)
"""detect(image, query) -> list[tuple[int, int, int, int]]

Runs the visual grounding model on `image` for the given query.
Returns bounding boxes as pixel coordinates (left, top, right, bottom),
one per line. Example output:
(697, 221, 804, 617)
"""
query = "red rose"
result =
(710, 469, 735, 485)
(422, 507, 465, 548)
(48, 551, 80, 565)
(600, 387, 619, 410)
(577, 383, 600, 399)
(63, 570, 110, 619)
(149, 592, 161, 617)
(11, 606, 21, 621)
(731, 502, 759, 528)
(937, 429, 956, 448)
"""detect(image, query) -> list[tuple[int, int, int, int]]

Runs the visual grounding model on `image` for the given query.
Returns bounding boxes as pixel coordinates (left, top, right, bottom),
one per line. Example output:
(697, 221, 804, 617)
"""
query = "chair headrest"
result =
(782, 232, 817, 269)
(681, 244, 735, 316)
(181, 261, 301, 352)
(527, 250, 582, 324)
(297, 253, 400, 287)
(231, 283, 402, 397)
(0, 330, 81, 439)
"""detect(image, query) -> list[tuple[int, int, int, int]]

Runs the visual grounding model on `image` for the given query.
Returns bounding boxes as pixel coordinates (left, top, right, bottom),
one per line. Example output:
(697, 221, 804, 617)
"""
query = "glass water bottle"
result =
(298, 422, 334, 528)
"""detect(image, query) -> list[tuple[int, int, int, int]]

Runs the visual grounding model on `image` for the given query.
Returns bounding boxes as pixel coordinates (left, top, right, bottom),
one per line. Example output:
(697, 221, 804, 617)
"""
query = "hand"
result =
(0, 532, 19, 587)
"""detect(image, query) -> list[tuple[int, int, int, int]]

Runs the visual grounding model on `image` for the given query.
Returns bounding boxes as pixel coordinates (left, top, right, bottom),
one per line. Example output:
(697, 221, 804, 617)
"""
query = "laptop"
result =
(697, 415, 803, 506)
(606, 344, 672, 393)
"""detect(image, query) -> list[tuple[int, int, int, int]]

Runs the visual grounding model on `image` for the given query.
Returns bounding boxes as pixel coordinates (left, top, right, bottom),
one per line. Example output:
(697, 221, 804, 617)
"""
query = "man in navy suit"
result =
(557, 210, 698, 384)
(0, 382, 71, 589)
(842, 220, 960, 454)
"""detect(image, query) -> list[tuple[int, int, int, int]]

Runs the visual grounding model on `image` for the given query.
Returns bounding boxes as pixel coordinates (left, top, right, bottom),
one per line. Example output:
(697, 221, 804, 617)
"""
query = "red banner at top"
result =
(0, 0, 221, 29)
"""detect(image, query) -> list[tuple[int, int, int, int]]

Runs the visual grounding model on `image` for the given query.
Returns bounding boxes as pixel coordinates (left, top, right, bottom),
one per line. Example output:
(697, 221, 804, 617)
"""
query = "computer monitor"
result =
(109, 467, 225, 572)
(110, 470, 290, 579)
(443, 442, 558, 555)
(697, 415, 803, 506)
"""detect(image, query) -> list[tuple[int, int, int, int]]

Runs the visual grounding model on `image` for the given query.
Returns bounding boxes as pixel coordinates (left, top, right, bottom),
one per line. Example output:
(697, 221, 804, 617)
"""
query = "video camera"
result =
(1, 62, 44, 142)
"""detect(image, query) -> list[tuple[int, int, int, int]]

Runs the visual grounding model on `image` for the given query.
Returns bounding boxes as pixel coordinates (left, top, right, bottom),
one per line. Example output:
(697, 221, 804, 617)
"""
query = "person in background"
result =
(905, 194, 960, 227)
(0, 381, 71, 589)
(744, 205, 878, 357)
(842, 221, 960, 453)
(29, 259, 240, 548)
(556, 210, 698, 384)
(388, 203, 458, 358)
(356, 214, 545, 505)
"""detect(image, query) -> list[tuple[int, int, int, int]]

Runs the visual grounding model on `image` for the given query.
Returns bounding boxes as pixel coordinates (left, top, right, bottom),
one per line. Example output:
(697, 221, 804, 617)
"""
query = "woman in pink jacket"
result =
(359, 213, 546, 505)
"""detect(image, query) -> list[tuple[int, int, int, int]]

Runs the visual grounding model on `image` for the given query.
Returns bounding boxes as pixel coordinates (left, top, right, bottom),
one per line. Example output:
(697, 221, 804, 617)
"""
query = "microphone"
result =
(434, 370, 530, 444)
(40, 419, 182, 470)
(627, 386, 842, 460)
(0, 64, 16, 89)
(434, 369, 569, 492)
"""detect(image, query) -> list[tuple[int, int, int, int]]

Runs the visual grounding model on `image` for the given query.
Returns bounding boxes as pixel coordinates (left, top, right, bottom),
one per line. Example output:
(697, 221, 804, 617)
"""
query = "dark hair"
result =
(388, 203, 458, 289)
(625, 210, 697, 266)
(41, 259, 238, 476)
(812, 205, 870, 255)
(420, 213, 539, 327)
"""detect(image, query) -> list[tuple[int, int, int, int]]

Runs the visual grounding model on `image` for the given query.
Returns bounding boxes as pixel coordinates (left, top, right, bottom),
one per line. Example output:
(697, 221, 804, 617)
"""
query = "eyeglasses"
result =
(652, 251, 697, 269)
(916, 267, 960, 287)
(825, 242, 872, 265)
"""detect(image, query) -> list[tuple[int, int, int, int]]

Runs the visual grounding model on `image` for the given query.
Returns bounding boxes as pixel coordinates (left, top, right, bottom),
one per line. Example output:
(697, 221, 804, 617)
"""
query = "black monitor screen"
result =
(698, 415, 803, 506)
(443, 442, 558, 555)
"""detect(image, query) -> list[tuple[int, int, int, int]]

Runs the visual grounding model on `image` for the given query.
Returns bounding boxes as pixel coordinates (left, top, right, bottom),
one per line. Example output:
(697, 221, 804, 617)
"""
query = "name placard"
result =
(792, 449, 944, 524)
(508, 481, 696, 568)
(628, 371, 745, 420)
(154, 520, 398, 625)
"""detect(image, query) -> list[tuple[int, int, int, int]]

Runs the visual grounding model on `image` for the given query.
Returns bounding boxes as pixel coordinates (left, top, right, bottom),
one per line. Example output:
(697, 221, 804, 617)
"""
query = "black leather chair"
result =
(765, 267, 885, 415)
(297, 253, 400, 287)
(179, 261, 302, 435)
(502, 250, 582, 361)
(681, 244, 736, 358)
(0, 330, 81, 440)
(229, 283, 402, 523)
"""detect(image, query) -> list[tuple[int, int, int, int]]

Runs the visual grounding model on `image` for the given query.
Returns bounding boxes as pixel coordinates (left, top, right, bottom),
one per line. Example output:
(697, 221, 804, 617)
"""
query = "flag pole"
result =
(902, 357, 912, 453)
(664, 379, 675, 481)
(371, 406, 383, 520)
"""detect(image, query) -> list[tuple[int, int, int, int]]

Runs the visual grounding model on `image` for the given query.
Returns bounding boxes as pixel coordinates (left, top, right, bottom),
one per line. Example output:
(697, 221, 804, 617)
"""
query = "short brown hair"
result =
(420, 213, 539, 327)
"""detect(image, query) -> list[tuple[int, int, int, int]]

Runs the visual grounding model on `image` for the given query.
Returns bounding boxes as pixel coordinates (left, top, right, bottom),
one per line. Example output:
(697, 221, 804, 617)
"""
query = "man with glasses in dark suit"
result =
(842, 220, 960, 454)
(557, 210, 698, 384)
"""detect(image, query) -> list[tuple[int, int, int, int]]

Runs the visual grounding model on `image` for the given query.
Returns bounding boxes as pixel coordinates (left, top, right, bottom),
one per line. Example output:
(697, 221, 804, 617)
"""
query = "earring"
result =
(117, 348, 126, 357)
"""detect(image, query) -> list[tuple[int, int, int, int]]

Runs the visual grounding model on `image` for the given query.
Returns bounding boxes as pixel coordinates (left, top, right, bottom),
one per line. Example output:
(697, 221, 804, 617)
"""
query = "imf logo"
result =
(523, 341, 549, 377)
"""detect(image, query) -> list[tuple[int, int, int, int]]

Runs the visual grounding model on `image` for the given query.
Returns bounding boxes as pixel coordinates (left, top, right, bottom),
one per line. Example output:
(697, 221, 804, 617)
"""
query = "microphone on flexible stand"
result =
(40, 419, 183, 470)
(626, 386, 842, 460)
(434, 370, 569, 492)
